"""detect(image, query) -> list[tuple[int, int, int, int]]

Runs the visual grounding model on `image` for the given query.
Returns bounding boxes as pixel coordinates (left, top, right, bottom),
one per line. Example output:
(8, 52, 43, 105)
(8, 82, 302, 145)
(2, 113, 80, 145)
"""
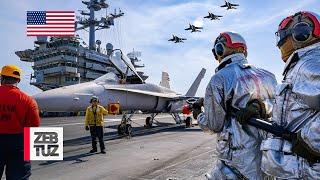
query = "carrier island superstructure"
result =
(15, 0, 147, 91)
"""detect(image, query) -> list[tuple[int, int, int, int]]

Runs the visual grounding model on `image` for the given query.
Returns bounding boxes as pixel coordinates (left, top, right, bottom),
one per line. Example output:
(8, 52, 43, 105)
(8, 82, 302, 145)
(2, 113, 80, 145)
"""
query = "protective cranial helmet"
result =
(276, 11, 320, 47)
(90, 96, 100, 103)
(0, 64, 22, 80)
(276, 11, 320, 61)
(212, 32, 247, 61)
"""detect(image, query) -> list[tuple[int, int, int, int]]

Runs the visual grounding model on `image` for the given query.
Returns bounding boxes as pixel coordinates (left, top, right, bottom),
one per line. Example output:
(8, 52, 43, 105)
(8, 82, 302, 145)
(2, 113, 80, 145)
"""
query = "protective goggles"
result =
(212, 38, 226, 57)
(275, 22, 313, 47)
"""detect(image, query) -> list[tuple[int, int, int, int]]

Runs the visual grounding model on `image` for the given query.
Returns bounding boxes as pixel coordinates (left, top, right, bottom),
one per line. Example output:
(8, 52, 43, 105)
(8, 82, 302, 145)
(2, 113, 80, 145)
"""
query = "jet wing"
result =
(204, 15, 210, 18)
(105, 86, 198, 101)
(220, 4, 227, 7)
(230, 3, 239, 6)
(170, 96, 201, 102)
(185, 27, 192, 30)
(195, 27, 203, 29)
(105, 86, 179, 98)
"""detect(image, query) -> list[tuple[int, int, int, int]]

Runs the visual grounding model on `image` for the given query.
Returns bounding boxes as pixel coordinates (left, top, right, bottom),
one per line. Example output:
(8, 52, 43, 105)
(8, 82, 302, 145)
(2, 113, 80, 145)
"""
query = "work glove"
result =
(192, 98, 204, 119)
(291, 132, 320, 164)
(85, 126, 90, 131)
(235, 99, 266, 124)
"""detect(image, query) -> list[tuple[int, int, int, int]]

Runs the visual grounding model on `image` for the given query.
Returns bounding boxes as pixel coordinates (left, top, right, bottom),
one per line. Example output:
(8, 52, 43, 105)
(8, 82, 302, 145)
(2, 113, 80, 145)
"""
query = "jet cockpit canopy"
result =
(109, 49, 144, 84)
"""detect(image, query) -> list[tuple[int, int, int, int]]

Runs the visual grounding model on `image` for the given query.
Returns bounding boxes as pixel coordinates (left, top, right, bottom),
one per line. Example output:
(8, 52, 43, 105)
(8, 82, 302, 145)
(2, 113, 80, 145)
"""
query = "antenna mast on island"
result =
(76, 0, 124, 50)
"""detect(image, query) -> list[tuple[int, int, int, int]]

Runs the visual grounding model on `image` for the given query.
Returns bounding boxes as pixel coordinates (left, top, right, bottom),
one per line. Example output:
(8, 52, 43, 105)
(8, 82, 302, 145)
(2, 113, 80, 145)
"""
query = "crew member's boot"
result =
(90, 136, 97, 153)
(97, 126, 106, 154)
(89, 126, 98, 153)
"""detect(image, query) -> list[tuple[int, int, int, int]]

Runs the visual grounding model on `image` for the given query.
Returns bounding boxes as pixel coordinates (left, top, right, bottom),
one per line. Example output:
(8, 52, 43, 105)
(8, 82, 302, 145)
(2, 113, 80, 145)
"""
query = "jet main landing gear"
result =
(171, 113, 192, 128)
(185, 116, 192, 128)
(145, 113, 157, 128)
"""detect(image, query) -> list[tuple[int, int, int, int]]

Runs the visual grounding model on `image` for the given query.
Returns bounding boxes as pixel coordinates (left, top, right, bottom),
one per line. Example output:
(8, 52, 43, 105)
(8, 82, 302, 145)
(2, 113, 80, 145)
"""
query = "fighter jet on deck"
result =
(168, 35, 187, 43)
(220, 0, 239, 10)
(204, 12, 223, 20)
(185, 24, 203, 33)
(33, 49, 206, 135)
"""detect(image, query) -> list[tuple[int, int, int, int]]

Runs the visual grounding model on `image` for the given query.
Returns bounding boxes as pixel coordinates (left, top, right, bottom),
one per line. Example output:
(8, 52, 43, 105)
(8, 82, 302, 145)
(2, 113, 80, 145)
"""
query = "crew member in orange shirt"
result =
(0, 65, 40, 180)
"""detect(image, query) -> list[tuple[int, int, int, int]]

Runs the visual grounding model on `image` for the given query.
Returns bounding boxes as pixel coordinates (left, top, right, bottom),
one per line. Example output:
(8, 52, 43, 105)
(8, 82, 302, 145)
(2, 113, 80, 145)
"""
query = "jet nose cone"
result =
(32, 82, 103, 112)
(33, 91, 78, 112)
(33, 92, 65, 112)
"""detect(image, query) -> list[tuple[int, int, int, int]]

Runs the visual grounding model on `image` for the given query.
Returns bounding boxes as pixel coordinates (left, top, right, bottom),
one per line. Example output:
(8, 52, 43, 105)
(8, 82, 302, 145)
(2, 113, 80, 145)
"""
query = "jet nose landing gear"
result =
(117, 113, 134, 138)
(117, 123, 132, 137)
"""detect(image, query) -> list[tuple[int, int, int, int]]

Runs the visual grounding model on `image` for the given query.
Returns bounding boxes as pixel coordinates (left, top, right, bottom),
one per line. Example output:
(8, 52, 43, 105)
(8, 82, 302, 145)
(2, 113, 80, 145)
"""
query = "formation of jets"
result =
(168, 35, 187, 43)
(168, 0, 239, 44)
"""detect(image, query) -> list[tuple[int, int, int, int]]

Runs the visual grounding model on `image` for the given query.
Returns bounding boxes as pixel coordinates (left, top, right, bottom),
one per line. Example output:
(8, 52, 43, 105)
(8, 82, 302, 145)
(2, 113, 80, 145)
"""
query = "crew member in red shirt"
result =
(0, 64, 40, 180)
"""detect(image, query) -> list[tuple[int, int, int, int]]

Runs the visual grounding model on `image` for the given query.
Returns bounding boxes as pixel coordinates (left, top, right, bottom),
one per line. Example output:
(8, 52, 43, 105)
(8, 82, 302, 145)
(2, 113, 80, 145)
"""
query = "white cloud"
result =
(193, 17, 204, 27)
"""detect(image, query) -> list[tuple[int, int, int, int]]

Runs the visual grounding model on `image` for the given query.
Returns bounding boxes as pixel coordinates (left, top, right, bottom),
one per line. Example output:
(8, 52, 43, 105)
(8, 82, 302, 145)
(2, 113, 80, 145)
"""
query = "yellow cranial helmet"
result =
(0, 64, 22, 80)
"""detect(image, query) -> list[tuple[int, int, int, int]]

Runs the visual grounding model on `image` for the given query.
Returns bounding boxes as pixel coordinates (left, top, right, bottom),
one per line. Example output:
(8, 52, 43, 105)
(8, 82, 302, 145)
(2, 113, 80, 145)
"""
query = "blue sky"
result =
(0, 0, 319, 96)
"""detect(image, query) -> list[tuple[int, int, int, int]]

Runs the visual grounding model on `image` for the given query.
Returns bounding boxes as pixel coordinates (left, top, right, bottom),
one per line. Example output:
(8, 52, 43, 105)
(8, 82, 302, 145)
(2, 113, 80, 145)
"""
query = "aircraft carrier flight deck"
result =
(24, 114, 217, 180)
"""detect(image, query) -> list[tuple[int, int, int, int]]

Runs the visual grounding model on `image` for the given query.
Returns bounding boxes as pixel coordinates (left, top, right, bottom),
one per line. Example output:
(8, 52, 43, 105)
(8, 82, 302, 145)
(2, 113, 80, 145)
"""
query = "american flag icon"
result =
(27, 11, 75, 36)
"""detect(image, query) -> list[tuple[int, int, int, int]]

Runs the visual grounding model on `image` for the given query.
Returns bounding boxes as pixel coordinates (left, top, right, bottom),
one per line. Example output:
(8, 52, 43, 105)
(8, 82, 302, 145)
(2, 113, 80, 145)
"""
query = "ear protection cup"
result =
(214, 43, 225, 56)
(212, 42, 225, 59)
(211, 48, 218, 60)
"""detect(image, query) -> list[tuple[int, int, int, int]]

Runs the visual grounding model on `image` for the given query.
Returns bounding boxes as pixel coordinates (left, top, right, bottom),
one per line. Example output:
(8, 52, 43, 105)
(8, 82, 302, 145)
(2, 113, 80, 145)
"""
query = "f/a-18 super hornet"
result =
(220, 0, 239, 10)
(204, 12, 223, 20)
(185, 24, 203, 33)
(33, 49, 206, 135)
(168, 35, 187, 43)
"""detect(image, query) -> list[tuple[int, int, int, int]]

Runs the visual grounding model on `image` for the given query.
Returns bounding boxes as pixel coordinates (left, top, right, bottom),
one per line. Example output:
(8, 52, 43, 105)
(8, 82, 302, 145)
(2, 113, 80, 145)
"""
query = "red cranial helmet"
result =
(276, 11, 320, 47)
(212, 32, 247, 60)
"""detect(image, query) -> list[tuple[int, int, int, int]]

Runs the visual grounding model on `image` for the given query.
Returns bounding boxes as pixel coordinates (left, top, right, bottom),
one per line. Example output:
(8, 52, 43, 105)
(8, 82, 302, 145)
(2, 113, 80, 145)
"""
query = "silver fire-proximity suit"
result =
(198, 53, 277, 179)
(261, 42, 320, 179)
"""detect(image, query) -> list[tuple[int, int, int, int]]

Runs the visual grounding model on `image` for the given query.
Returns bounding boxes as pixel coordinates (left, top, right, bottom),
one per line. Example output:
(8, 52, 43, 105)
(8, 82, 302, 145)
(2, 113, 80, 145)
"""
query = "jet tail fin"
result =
(185, 68, 206, 96)
(159, 71, 171, 89)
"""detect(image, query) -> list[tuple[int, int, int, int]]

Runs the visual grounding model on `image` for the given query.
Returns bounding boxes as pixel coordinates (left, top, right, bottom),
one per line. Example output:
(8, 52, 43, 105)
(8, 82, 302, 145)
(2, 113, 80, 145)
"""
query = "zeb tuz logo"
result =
(24, 127, 63, 161)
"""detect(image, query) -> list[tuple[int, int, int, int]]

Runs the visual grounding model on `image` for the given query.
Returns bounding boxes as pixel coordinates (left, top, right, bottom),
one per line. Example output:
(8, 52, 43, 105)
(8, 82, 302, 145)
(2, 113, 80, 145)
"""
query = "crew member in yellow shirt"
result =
(85, 96, 108, 154)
